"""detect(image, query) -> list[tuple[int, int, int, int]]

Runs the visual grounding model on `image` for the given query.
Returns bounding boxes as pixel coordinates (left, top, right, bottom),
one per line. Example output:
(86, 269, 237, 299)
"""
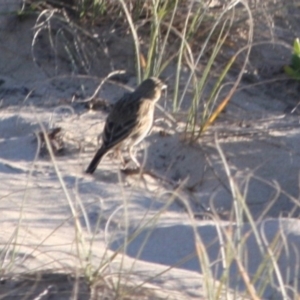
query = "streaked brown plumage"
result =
(86, 77, 166, 174)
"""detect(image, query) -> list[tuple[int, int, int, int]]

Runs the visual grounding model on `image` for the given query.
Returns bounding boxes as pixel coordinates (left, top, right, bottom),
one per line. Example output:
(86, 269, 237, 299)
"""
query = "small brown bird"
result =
(86, 77, 166, 174)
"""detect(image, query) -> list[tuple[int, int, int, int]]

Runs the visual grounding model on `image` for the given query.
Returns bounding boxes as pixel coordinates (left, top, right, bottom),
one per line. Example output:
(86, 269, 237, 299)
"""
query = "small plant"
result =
(284, 38, 300, 80)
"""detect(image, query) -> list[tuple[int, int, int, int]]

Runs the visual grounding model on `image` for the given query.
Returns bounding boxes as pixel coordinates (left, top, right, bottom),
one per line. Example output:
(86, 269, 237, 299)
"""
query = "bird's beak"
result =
(161, 83, 167, 90)
(161, 83, 167, 99)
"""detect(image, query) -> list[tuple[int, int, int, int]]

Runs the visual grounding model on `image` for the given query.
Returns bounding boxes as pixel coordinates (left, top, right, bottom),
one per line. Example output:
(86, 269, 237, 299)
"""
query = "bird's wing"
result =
(101, 93, 142, 149)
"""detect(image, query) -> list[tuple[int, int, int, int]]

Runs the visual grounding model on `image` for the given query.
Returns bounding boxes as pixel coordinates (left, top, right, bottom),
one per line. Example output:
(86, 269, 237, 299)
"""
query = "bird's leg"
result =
(119, 155, 127, 167)
(115, 146, 127, 167)
(129, 146, 140, 168)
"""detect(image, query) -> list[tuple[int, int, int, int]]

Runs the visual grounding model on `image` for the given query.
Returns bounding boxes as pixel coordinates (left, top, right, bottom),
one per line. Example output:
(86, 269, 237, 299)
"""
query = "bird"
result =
(85, 77, 167, 174)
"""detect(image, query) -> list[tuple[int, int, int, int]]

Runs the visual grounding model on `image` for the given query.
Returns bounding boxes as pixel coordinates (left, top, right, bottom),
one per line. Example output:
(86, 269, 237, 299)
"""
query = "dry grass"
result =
(0, 271, 165, 299)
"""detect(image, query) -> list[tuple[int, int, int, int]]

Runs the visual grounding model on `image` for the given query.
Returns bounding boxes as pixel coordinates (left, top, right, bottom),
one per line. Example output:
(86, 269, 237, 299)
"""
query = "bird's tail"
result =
(85, 147, 107, 174)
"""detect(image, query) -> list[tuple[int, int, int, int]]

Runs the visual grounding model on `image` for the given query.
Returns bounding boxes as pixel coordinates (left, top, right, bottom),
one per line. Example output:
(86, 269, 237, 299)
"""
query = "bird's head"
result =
(134, 77, 167, 102)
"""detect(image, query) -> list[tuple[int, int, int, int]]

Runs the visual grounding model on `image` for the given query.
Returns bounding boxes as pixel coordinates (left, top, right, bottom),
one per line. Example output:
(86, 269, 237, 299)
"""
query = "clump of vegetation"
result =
(284, 38, 300, 80)
(25, 0, 256, 142)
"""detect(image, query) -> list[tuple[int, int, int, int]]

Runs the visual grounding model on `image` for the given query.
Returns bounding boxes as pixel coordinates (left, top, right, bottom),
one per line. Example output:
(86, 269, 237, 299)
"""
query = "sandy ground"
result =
(1, 1, 300, 299)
